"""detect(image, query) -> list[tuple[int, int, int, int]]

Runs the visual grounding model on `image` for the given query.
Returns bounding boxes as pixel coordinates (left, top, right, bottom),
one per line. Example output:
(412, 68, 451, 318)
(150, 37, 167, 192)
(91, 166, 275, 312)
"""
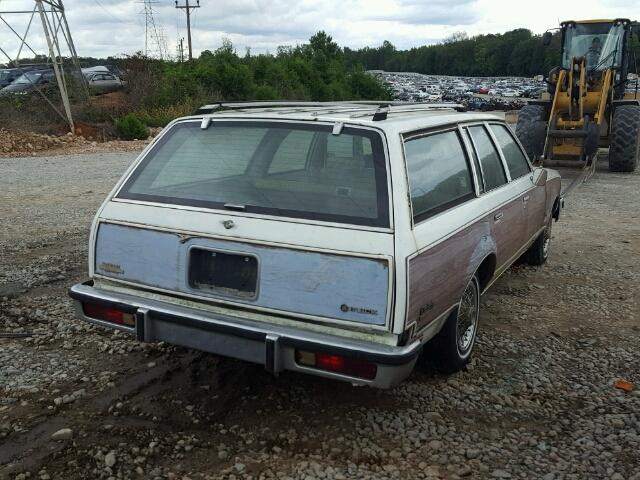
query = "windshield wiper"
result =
(223, 203, 246, 211)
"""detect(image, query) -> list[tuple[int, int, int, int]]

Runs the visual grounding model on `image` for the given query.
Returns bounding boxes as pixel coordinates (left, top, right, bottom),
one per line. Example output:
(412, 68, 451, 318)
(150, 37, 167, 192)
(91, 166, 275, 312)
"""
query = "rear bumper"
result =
(69, 281, 420, 388)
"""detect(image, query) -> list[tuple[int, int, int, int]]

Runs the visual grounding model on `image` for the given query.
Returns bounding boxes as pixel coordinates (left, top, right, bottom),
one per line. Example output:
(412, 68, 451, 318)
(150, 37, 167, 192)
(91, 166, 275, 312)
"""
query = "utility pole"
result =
(175, 0, 199, 61)
(178, 37, 184, 62)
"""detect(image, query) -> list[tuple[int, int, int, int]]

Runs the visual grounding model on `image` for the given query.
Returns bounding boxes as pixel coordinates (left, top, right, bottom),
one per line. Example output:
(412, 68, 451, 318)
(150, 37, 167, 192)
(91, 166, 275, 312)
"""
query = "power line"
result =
(91, 0, 127, 23)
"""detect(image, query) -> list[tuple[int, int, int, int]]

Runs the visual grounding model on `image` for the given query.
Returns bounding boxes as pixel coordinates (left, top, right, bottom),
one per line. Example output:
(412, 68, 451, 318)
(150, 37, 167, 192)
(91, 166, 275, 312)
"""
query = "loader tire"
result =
(609, 105, 640, 173)
(584, 121, 600, 158)
(516, 105, 547, 162)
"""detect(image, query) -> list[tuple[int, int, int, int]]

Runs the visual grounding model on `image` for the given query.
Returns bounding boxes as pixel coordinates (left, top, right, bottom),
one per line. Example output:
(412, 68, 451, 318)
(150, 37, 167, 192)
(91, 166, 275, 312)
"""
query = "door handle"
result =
(494, 212, 504, 222)
(523, 195, 530, 202)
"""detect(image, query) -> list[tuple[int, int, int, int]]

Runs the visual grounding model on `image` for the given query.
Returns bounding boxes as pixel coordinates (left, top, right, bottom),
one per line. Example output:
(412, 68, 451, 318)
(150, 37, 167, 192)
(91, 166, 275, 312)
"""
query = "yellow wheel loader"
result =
(516, 19, 640, 172)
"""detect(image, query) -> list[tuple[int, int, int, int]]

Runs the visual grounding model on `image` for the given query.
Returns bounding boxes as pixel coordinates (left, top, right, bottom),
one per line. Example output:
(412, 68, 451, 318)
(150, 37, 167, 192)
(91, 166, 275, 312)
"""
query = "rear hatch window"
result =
(117, 120, 389, 228)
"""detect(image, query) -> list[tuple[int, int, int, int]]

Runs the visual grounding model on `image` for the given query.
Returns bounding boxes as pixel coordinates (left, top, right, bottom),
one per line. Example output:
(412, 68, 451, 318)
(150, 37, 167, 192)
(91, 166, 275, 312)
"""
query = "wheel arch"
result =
(476, 253, 497, 294)
(552, 195, 561, 221)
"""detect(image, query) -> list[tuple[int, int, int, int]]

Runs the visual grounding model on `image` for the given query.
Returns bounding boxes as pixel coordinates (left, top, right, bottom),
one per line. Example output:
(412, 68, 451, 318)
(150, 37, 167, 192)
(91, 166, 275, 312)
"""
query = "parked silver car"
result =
(86, 72, 126, 93)
(69, 101, 562, 388)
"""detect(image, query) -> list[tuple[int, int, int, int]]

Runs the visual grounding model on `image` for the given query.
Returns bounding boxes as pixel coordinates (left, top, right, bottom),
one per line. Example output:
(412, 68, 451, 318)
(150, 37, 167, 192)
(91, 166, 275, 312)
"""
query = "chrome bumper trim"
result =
(69, 281, 421, 387)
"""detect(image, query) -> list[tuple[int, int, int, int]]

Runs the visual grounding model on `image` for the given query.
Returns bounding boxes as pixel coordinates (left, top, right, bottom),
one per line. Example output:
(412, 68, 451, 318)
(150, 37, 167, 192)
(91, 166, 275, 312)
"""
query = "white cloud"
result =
(0, 0, 638, 60)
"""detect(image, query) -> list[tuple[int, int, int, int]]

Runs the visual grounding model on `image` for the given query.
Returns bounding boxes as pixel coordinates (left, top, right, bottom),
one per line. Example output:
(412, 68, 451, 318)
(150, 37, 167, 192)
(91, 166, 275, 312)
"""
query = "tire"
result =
(584, 121, 600, 158)
(515, 105, 547, 162)
(421, 275, 481, 373)
(525, 216, 552, 266)
(609, 105, 640, 172)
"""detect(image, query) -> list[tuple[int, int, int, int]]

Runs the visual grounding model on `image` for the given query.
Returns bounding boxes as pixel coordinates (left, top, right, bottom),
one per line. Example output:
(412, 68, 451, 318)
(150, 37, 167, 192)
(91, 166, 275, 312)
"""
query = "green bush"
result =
(114, 113, 149, 140)
(134, 101, 201, 127)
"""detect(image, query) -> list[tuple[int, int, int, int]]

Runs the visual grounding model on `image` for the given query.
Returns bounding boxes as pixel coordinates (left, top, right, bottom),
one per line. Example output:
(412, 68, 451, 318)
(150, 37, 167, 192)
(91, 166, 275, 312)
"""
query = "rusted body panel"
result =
(545, 174, 563, 221)
(407, 173, 559, 335)
(407, 215, 494, 332)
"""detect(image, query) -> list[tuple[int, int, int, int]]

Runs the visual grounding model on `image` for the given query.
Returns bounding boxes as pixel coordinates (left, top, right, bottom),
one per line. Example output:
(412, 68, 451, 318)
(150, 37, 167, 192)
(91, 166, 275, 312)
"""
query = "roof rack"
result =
(194, 101, 372, 114)
(193, 101, 466, 119)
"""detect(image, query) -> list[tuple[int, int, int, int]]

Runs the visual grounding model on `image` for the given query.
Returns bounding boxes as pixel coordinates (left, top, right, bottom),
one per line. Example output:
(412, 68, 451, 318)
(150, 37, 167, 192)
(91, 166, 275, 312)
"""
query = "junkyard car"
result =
(0, 69, 55, 95)
(0, 68, 34, 89)
(86, 72, 126, 94)
(70, 101, 562, 387)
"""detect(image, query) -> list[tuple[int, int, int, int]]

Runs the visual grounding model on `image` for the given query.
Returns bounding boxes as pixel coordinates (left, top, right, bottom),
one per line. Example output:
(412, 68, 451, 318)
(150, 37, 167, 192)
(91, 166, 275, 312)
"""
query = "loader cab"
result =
(560, 20, 627, 72)
(558, 19, 636, 98)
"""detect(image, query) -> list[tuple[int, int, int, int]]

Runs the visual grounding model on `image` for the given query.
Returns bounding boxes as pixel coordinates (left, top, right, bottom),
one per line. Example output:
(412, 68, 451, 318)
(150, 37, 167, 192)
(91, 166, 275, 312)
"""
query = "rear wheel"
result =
(516, 105, 547, 162)
(525, 217, 552, 266)
(609, 105, 640, 172)
(422, 275, 480, 373)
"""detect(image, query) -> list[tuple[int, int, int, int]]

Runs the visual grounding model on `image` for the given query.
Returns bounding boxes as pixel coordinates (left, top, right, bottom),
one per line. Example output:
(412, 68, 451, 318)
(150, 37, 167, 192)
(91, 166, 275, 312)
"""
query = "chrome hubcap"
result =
(456, 279, 479, 355)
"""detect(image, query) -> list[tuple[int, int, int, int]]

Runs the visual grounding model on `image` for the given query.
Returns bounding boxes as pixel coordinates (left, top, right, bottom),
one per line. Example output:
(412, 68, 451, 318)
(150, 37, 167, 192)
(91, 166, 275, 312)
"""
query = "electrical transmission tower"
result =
(142, 0, 166, 59)
(0, 0, 87, 133)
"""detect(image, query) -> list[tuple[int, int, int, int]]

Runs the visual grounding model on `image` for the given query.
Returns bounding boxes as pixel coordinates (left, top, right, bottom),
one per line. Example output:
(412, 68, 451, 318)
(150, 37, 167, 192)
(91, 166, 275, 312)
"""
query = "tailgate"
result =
(94, 221, 392, 327)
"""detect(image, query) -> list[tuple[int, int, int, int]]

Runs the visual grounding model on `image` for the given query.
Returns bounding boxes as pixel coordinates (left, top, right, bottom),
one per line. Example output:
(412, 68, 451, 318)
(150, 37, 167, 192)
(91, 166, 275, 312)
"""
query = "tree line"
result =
(344, 29, 563, 77)
(124, 30, 391, 114)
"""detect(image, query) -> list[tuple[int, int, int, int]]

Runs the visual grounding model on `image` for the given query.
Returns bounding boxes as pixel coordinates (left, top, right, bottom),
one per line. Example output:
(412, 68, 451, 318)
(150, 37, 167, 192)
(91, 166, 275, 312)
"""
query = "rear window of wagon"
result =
(117, 120, 390, 228)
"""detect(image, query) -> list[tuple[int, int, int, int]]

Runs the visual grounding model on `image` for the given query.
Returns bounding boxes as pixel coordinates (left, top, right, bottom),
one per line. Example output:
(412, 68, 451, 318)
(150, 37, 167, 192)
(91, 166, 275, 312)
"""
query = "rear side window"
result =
(404, 130, 475, 222)
(468, 126, 507, 191)
(490, 124, 531, 179)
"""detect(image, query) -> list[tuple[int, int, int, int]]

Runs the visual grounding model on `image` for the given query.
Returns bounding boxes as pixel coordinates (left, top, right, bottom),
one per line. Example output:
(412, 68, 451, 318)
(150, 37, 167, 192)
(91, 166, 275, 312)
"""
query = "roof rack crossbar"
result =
(351, 104, 464, 119)
(193, 101, 466, 119)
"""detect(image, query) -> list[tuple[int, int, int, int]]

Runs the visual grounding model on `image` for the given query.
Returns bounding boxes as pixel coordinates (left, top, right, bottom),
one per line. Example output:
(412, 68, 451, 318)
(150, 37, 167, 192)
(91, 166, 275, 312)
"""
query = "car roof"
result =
(185, 101, 504, 135)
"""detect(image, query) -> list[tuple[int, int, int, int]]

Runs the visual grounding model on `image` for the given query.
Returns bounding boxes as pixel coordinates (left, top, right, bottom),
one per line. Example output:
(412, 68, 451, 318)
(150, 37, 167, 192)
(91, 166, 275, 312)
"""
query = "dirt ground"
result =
(0, 128, 151, 158)
(0, 151, 639, 480)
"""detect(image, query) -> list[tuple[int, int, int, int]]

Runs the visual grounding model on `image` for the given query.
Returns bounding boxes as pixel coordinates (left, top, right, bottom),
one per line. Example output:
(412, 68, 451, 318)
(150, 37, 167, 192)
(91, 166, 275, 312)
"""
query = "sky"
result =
(0, 0, 639, 61)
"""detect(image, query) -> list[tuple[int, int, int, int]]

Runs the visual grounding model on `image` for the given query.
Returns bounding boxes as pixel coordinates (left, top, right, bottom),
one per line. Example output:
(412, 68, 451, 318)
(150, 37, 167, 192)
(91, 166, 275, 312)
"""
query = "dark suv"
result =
(0, 69, 55, 95)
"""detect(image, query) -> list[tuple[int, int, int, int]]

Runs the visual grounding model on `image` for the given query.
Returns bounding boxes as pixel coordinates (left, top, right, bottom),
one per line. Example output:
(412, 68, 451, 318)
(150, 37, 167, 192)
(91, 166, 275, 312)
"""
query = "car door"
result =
(404, 128, 480, 330)
(488, 123, 544, 244)
(90, 74, 109, 92)
(464, 124, 527, 269)
(101, 73, 119, 92)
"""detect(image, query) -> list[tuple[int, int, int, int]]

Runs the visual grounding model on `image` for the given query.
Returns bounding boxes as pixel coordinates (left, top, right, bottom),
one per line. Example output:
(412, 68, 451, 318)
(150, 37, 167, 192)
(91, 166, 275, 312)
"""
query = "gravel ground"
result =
(0, 152, 639, 480)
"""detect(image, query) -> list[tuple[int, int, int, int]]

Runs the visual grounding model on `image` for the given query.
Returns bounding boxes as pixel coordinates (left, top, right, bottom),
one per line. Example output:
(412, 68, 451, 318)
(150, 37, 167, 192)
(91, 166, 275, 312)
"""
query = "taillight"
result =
(82, 302, 134, 326)
(295, 350, 377, 380)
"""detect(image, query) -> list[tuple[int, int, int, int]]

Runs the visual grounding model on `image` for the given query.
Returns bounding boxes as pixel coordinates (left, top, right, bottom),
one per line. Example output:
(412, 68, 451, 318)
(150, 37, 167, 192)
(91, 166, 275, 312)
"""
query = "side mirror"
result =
(532, 167, 548, 186)
(542, 31, 553, 47)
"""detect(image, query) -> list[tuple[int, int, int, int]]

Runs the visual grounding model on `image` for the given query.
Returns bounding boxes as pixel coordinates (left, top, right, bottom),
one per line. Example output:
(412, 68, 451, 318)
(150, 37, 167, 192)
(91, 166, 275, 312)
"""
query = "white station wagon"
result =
(70, 102, 562, 388)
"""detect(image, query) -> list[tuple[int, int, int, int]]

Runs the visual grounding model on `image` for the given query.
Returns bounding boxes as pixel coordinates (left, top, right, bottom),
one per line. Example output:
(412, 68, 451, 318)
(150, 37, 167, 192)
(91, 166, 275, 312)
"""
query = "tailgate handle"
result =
(494, 212, 504, 222)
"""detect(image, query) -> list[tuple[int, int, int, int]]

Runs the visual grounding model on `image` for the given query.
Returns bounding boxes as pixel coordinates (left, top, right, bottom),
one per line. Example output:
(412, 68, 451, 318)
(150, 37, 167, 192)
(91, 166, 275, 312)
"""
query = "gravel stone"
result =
(50, 428, 73, 441)
(104, 451, 116, 468)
